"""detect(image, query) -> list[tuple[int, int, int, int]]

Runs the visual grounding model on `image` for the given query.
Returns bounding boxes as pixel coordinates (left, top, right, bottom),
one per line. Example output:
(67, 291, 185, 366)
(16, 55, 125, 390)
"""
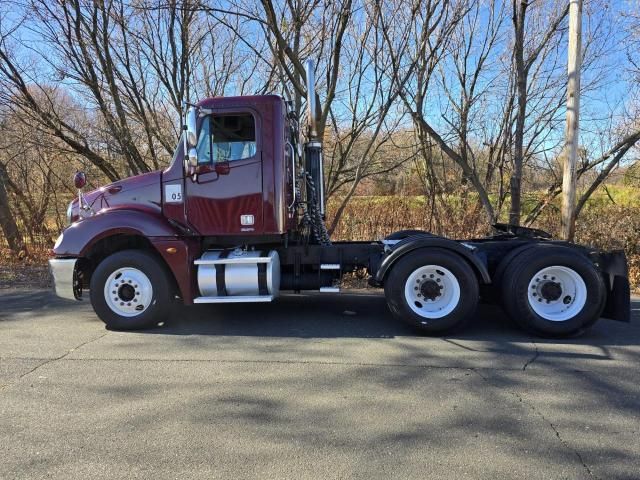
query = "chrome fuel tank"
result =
(196, 249, 280, 297)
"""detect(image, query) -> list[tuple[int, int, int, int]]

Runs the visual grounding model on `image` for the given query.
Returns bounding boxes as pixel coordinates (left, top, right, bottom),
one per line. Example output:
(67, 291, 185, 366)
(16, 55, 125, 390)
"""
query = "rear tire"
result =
(384, 248, 479, 334)
(501, 246, 606, 337)
(90, 250, 171, 330)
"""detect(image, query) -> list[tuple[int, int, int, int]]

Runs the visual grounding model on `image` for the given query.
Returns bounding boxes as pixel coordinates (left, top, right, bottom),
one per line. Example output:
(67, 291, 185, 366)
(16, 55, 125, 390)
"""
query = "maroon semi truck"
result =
(49, 61, 630, 337)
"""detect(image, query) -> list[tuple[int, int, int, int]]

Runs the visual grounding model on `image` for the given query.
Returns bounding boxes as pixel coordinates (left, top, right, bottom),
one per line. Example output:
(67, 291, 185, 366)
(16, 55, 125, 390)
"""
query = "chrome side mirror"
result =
(186, 107, 198, 147)
(188, 147, 198, 168)
(72, 171, 94, 217)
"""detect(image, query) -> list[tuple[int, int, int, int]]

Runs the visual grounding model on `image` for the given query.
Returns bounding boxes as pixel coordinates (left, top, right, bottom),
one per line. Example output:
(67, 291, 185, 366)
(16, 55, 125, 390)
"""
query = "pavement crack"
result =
(522, 341, 539, 371)
(0, 331, 109, 392)
(470, 368, 599, 479)
(52, 356, 526, 371)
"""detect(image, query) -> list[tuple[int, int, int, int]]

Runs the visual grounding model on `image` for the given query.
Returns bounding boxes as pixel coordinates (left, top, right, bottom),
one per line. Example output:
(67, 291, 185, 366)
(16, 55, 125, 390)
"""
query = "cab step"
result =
(193, 295, 274, 304)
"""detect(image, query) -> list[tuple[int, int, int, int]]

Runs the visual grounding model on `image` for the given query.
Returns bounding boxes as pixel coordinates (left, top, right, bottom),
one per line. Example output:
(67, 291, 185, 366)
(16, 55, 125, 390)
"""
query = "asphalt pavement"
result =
(1, 289, 639, 479)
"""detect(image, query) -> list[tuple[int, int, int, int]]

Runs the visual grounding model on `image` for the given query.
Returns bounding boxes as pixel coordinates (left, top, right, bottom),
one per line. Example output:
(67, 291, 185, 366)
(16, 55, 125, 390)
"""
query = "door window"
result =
(197, 113, 256, 164)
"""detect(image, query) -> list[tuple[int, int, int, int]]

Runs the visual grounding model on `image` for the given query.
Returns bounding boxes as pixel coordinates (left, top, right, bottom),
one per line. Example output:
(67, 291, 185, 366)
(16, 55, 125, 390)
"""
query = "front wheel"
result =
(384, 248, 480, 334)
(89, 250, 172, 330)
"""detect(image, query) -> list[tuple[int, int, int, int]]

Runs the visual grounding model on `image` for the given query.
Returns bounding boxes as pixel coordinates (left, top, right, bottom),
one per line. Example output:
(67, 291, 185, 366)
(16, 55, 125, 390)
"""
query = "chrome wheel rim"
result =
(527, 266, 587, 321)
(103, 267, 153, 317)
(404, 265, 461, 319)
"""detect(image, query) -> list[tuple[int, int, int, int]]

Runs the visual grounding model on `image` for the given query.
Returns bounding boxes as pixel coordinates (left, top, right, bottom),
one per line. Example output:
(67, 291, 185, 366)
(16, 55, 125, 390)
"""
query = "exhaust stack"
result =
(304, 59, 325, 216)
(305, 59, 318, 140)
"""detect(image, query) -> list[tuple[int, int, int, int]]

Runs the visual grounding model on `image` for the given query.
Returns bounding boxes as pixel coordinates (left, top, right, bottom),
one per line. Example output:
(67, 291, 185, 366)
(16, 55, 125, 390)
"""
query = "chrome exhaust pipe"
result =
(305, 59, 318, 140)
(303, 59, 325, 216)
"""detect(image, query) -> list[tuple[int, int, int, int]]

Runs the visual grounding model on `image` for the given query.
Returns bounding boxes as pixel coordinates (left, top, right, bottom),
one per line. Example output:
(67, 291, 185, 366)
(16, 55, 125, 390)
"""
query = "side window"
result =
(196, 117, 211, 164)
(211, 114, 256, 162)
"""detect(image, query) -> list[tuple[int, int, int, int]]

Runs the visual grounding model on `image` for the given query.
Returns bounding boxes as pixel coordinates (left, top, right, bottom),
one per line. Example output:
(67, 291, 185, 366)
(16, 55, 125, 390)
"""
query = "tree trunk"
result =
(509, 0, 527, 226)
(560, 0, 583, 241)
(0, 164, 26, 256)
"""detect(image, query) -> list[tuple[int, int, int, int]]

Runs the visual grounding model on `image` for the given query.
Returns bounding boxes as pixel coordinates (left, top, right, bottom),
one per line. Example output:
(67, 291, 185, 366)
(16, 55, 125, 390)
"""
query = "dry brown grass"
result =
(328, 195, 492, 241)
(327, 196, 640, 291)
(0, 245, 51, 289)
(538, 205, 640, 290)
(1, 195, 638, 291)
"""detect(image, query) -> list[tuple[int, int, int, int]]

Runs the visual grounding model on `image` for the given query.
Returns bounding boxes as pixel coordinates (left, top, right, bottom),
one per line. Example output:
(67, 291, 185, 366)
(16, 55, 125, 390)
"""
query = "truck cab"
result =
(161, 95, 292, 241)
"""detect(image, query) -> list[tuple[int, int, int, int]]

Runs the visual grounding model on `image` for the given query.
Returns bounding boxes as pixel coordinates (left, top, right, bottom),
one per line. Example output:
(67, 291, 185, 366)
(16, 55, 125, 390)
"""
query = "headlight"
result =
(66, 202, 73, 224)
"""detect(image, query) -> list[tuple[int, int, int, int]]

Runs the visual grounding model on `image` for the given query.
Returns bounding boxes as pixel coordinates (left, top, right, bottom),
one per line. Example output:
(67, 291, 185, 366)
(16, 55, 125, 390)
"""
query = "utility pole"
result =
(561, 0, 582, 240)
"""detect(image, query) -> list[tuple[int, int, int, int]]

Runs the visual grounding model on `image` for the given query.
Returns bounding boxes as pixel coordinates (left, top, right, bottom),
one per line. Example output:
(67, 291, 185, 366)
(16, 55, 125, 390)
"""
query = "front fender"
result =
(374, 236, 491, 285)
(53, 208, 180, 257)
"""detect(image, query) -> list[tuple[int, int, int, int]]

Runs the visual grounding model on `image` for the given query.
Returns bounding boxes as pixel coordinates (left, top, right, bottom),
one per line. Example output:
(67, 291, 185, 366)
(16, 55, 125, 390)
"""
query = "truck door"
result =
(186, 110, 263, 235)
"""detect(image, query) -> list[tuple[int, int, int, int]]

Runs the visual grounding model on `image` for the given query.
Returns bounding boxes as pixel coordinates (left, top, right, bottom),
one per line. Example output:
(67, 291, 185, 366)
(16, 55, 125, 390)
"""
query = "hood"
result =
(70, 171, 162, 222)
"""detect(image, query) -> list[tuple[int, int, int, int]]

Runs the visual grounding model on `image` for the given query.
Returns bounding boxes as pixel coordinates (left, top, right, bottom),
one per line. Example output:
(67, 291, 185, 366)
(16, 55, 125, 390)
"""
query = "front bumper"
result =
(48, 258, 82, 301)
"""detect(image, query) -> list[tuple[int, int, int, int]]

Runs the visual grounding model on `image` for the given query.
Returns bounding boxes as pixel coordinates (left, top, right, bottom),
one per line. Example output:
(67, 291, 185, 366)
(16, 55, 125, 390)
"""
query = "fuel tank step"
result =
(195, 257, 273, 265)
(319, 287, 340, 293)
(320, 263, 341, 270)
(193, 295, 274, 304)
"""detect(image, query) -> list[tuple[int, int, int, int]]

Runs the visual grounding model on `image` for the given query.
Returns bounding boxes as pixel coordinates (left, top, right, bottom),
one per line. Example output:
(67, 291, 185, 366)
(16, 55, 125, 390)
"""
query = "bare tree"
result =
(0, 161, 26, 255)
(379, 0, 499, 223)
(509, 0, 569, 225)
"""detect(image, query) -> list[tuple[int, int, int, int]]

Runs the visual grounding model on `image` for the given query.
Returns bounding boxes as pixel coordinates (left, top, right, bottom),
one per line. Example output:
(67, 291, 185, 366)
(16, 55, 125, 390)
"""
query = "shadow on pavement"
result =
(1, 289, 637, 349)
(143, 292, 639, 345)
(149, 292, 513, 339)
(0, 289, 89, 321)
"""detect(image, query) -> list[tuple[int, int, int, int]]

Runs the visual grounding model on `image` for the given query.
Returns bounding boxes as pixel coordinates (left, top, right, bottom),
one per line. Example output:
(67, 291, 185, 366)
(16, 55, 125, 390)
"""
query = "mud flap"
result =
(598, 250, 631, 322)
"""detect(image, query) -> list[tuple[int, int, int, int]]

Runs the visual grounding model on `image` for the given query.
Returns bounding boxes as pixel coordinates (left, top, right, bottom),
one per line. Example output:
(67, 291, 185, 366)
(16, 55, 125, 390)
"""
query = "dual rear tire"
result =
(384, 246, 606, 337)
(385, 248, 479, 334)
(499, 246, 606, 337)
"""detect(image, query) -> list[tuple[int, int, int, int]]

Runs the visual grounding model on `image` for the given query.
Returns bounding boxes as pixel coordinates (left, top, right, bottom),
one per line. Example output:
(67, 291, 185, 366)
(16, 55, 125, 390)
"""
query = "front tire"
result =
(90, 250, 172, 330)
(501, 246, 606, 337)
(384, 248, 480, 334)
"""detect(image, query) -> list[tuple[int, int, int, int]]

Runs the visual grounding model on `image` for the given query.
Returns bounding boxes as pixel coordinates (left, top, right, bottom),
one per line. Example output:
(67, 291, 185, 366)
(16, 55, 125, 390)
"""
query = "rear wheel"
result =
(384, 248, 479, 334)
(501, 246, 606, 337)
(90, 250, 171, 330)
